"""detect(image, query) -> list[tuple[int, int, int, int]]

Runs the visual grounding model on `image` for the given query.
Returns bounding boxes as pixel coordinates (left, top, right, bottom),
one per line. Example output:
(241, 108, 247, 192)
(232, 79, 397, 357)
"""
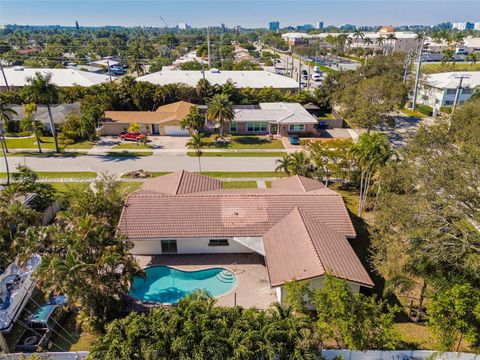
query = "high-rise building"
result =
(317, 21, 324, 29)
(177, 22, 190, 30)
(452, 21, 475, 30)
(269, 21, 280, 31)
(296, 24, 314, 31)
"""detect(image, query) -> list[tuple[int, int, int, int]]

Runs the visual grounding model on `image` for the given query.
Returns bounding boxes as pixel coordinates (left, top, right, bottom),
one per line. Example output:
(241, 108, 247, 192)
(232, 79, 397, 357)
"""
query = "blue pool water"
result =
(129, 266, 236, 304)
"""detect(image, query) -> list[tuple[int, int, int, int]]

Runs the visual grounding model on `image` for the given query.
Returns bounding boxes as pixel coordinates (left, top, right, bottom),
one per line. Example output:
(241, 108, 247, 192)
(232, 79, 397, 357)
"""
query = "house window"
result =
(209, 239, 229, 247)
(247, 122, 267, 132)
(230, 122, 237, 132)
(445, 89, 457, 95)
(161, 240, 177, 253)
(444, 100, 454, 106)
(289, 124, 305, 132)
(462, 88, 473, 95)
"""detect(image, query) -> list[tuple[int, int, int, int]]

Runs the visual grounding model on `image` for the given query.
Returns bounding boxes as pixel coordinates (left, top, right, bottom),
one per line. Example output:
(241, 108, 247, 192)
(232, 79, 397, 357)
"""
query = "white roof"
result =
(137, 70, 299, 89)
(0, 67, 114, 87)
(425, 71, 480, 89)
(463, 37, 480, 48)
(282, 31, 417, 40)
(91, 59, 119, 67)
(234, 102, 317, 124)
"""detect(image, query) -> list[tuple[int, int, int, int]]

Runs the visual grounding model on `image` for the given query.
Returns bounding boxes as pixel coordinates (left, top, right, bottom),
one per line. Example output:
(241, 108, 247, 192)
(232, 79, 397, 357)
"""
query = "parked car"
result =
(118, 131, 146, 141)
(15, 297, 67, 353)
(311, 73, 322, 81)
(313, 66, 321, 73)
(288, 135, 300, 145)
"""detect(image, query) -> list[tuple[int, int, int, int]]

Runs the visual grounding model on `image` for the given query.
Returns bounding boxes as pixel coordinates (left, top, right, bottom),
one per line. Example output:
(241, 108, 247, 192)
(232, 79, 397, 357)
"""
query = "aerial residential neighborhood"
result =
(0, 1, 479, 359)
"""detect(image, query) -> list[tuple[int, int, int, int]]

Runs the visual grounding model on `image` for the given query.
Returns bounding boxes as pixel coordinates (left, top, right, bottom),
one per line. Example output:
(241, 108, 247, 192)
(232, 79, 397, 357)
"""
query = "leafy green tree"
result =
(20, 102, 45, 153)
(428, 284, 480, 351)
(127, 122, 141, 133)
(207, 93, 235, 138)
(11, 165, 55, 211)
(312, 275, 399, 350)
(0, 99, 17, 153)
(23, 72, 60, 152)
(180, 106, 204, 134)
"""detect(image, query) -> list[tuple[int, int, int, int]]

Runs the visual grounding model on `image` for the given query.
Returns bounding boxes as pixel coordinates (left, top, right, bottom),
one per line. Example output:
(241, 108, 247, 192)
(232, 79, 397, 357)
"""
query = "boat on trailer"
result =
(0, 256, 41, 333)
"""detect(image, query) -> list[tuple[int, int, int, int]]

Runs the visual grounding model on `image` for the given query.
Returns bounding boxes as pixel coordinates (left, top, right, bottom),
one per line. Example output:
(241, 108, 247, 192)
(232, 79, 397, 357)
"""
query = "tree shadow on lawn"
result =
(8, 151, 82, 158)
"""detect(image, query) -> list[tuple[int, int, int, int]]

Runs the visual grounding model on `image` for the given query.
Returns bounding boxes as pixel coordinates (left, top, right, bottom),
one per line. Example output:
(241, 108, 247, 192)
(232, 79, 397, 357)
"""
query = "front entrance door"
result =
(152, 124, 160, 135)
(161, 240, 177, 254)
(270, 123, 278, 135)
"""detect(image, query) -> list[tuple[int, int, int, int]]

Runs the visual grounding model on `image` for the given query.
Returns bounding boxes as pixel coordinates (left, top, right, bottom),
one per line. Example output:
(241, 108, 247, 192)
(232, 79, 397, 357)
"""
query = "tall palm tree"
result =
(207, 93, 234, 138)
(441, 49, 455, 66)
(466, 53, 478, 67)
(350, 132, 392, 217)
(24, 72, 60, 153)
(386, 33, 398, 54)
(180, 107, 204, 134)
(20, 102, 45, 153)
(187, 132, 205, 173)
(131, 60, 145, 77)
(352, 30, 365, 48)
(0, 100, 17, 153)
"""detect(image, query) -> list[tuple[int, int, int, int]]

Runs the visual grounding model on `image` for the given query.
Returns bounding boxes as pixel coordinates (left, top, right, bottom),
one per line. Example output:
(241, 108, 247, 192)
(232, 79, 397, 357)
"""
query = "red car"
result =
(118, 131, 146, 141)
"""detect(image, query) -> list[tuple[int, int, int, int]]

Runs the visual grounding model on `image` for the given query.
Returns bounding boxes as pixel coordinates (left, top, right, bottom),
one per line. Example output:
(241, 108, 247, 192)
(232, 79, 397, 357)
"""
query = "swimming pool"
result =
(129, 266, 236, 304)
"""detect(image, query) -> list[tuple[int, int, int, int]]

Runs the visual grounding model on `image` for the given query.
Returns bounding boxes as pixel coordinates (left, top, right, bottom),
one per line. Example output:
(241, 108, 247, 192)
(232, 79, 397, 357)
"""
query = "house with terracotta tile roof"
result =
(118, 171, 373, 305)
(99, 101, 195, 136)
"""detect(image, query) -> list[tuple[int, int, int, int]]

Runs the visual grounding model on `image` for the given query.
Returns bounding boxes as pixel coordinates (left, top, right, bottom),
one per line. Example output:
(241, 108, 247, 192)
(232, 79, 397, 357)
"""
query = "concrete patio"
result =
(134, 253, 277, 309)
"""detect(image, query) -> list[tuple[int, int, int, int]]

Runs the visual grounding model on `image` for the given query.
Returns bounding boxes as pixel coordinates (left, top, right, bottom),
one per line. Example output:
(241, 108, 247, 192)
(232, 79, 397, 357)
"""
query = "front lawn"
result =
(7, 151, 83, 158)
(222, 181, 258, 188)
(188, 151, 287, 157)
(421, 63, 480, 74)
(0, 171, 96, 179)
(48, 182, 90, 194)
(203, 171, 286, 178)
(4, 136, 94, 150)
(199, 135, 285, 149)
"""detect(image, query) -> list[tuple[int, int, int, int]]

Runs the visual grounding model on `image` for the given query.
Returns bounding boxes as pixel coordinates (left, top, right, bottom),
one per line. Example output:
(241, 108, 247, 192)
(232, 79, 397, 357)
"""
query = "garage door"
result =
(164, 125, 189, 136)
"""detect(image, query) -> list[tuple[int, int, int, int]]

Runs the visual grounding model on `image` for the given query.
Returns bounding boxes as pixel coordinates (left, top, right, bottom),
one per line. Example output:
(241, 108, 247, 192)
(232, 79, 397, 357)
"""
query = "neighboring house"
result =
(229, 102, 318, 136)
(233, 44, 255, 63)
(416, 71, 480, 109)
(99, 101, 195, 136)
(0, 67, 114, 90)
(9, 103, 81, 131)
(117, 171, 373, 305)
(137, 69, 299, 91)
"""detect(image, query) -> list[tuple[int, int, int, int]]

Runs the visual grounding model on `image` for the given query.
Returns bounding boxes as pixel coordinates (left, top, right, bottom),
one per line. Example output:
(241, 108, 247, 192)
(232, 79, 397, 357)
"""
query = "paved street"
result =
(2, 154, 280, 174)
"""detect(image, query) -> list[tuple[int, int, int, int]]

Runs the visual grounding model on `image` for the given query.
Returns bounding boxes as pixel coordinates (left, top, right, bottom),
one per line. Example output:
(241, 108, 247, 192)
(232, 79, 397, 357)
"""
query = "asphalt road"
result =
(3, 154, 281, 174)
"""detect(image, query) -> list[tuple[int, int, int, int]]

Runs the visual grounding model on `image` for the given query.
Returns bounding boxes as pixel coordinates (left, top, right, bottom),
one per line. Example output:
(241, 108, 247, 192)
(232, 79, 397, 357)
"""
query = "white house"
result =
(117, 171, 373, 305)
(416, 71, 480, 109)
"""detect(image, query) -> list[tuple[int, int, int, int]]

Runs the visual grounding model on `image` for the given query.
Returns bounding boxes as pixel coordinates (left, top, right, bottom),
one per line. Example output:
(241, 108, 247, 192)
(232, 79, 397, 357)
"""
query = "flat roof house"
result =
(118, 171, 373, 307)
(99, 101, 195, 136)
(229, 102, 318, 136)
(0, 67, 114, 90)
(136, 69, 299, 91)
(416, 71, 480, 109)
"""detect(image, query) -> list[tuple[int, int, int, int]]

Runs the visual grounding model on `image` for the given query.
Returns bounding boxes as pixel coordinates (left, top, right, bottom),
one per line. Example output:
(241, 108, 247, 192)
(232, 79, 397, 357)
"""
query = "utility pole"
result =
(0, 123, 10, 186)
(403, 50, 412, 84)
(207, 27, 211, 68)
(411, 33, 425, 111)
(298, 62, 302, 93)
(0, 62, 9, 91)
(452, 74, 471, 115)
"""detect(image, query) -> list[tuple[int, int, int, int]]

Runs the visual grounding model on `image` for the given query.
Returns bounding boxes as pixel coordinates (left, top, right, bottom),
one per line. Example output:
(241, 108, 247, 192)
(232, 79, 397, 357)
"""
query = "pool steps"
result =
(216, 270, 235, 283)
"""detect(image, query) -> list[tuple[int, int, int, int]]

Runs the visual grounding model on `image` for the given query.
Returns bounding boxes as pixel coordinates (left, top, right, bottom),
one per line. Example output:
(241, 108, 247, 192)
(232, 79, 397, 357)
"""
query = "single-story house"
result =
(136, 69, 299, 92)
(229, 102, 318, 136)
(0, 67, 114, 90)
(416, 71, 480, 109)
(8, 103, 81, 132)
(117, 171, 373, 305)
(99, 101, 195, 136)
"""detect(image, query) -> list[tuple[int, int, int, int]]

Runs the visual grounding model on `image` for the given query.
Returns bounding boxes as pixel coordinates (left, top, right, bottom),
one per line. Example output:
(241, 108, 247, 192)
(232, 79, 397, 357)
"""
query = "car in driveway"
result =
(288, 135, 300, 145)
(118, 131, 146, 141)
(15, 296, 67, 353)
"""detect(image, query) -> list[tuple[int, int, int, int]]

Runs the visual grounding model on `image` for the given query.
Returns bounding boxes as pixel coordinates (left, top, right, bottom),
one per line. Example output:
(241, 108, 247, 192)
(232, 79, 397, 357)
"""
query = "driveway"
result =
(148, 136, 188, 149)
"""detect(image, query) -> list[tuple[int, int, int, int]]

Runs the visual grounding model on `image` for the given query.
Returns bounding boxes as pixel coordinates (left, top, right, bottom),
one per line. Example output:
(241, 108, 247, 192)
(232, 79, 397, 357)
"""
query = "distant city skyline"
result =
(1, 1, 479, 28)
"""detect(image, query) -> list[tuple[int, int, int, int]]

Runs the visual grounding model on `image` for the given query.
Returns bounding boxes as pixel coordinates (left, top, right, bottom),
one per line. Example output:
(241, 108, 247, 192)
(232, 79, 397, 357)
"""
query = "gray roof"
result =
(9, 103, 81, 124)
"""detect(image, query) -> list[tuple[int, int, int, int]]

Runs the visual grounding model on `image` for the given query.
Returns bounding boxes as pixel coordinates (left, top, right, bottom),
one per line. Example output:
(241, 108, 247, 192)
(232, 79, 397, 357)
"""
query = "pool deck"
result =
(134, 253, 277, 309)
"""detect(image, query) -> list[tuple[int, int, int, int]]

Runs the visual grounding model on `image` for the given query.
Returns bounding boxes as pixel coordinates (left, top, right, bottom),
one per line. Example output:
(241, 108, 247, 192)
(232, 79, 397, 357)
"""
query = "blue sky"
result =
(1, 1, 479, 28)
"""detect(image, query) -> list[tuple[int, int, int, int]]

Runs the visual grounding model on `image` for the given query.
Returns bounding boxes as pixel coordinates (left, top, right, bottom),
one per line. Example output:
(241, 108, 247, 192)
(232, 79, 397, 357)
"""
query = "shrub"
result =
(440, 106, 452, 114)
(416, 104, 433, 116)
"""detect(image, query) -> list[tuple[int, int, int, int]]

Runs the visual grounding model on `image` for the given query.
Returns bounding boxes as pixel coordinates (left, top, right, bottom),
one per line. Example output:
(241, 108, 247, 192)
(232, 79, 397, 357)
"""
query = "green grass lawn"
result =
(119, 181, 143, 194)
(400, 109, 428, 118)
(265, 181, 273, 188)
(106, 151, 153, 157)
(317, 112, 335, 120)
(0, 171, 96, 179)
(421, 63, 480, 74)
(48, 182, 90, 194)
(113, 143, 153, 150)
(4, 136, 94, 150)
(199, 135, 285, 149)
(6, 151, 84, 158)
(188, 151, 287, 157)
(222, 180, 258, 188)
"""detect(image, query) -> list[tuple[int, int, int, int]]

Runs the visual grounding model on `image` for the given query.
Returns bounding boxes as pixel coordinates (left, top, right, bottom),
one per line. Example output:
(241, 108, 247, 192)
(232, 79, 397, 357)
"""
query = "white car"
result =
(311, 73, 322, 81)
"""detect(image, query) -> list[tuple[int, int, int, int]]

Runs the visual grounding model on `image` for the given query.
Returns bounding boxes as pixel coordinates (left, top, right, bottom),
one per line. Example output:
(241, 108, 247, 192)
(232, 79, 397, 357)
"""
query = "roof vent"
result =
(210, 68, 220, 73)
(12, 66, 24, 71)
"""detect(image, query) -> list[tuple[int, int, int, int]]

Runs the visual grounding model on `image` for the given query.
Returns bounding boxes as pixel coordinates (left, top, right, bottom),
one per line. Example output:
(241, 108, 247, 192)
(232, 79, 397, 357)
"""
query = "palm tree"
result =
(466, 53, 478, 67)
(363, 37, 373, 47)
(0, 100, 17, 154)
(24, 72, 60, 153)
(441, 49, 455, 66)
(131, 60, 145, 77)
(20, 103, 45, 153)
(352, 30, 365, 48)
(180, 107, 204, 134)
(275, 152, 313, 177)
(187, 132, 205, 173)
(207, 93, 234, 139)
(350, 132, 392, 217)
(386, 33, 398, 54)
